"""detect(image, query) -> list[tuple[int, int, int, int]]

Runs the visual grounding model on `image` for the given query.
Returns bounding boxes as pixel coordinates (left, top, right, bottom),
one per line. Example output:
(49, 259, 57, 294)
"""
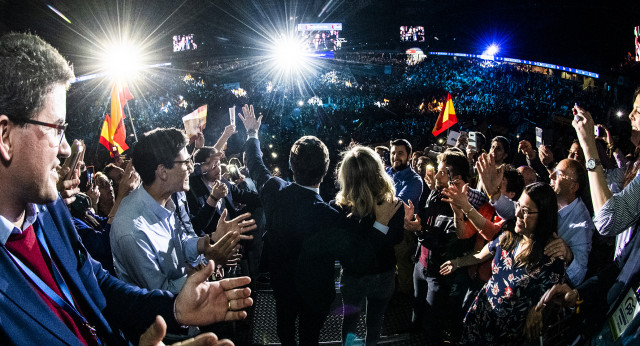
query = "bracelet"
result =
(247, 129, 257, 135)
(462, 206, 473, 216)
(487, 186, 501, 200)
(575, 289, 584, 314)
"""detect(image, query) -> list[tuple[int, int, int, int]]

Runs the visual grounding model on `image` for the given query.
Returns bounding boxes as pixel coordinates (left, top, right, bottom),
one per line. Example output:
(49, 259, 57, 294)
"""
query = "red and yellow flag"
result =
(432, 93, 457, 137)
(99, 82, 133, 155)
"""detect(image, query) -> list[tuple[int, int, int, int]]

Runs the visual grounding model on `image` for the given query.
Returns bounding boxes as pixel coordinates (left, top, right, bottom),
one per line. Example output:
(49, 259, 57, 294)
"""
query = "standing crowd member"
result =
(0, 32, 252, 344)
(332, 145, 404, 345)
(238, 104, 400, 345)
(386, 139, 423, 296)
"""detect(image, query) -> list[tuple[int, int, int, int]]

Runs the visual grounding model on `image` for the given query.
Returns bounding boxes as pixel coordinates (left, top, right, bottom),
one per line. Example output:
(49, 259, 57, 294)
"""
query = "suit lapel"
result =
(0, 210, 81, 344)
(37, 204, 103, 318)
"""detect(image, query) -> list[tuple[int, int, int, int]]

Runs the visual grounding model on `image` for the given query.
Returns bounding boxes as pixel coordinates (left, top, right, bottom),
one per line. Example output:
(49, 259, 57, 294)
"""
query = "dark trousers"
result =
(273, 289, 329, 346)
(341, 269, 395, 345)
(412, 261, 448, 344)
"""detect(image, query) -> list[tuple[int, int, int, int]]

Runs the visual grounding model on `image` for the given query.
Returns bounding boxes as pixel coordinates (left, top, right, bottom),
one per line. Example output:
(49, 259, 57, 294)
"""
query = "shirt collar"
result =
(139, 186, 174, 219)
(294, 182, 320, 195)
(558, 197, 580, 218)
(0, 203, 39, 245)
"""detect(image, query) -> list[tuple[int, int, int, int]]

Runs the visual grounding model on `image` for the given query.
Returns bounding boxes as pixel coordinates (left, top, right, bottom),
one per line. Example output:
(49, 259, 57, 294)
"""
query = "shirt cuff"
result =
(373, 221, 389, 235)
(247, 132, 259, 139)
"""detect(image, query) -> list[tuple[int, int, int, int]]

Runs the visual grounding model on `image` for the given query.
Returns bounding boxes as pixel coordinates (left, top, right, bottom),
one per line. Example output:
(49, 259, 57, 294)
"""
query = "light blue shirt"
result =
(558, 197, 594, 287)
(110, 187, 203, 293)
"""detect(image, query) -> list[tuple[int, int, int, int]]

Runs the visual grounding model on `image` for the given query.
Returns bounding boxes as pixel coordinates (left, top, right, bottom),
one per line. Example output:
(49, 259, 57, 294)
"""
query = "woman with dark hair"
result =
(332, 145, 404, 346)
(440, 182, 565, 344)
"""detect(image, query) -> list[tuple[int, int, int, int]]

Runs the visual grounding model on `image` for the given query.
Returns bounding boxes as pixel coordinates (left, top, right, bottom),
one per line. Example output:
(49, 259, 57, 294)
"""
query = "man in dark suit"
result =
(187, 146, 261, 238)
(0, 32, 252, 344)
(237, 104, 400, 345)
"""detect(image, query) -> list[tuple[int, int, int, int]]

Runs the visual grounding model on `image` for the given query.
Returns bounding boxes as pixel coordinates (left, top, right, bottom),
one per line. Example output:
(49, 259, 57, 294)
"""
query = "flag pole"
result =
(125, 103, 138, 143)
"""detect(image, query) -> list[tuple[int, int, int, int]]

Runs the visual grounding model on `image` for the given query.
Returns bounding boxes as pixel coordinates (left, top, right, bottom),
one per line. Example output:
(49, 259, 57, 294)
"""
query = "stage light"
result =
(338, 139, 343, 145)
(269, 144, 274, 148)
(482, 44, 500, 56)
(617, 111, 624, 117)
(298, 100, 304, 106)
(270, 35, 309, 73)
(272, 152, 278, 158)
(100, 39, 144, 83)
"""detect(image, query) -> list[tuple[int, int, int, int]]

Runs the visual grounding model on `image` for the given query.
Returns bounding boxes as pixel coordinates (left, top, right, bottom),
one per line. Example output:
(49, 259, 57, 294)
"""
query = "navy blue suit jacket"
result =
(0, 198, 178, 344)
(244, 137, 388, 311)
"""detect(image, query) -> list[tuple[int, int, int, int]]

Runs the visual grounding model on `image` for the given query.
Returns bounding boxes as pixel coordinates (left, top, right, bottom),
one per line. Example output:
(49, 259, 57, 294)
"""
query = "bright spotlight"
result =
(298, 100, 304, 106)
(271, 152, 278, 158)
(268, 144, 273, 148)
(482, 44, 500, 56)
(100, 40, 144, 83)
(270, 35, 309, 73)
(338, 139, 343, 145)
(617, 111, 624, 117)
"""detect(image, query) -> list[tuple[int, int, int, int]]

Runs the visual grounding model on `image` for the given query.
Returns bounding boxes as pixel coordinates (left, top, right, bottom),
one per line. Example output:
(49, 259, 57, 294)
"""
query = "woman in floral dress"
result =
(440, 182, 565, 344)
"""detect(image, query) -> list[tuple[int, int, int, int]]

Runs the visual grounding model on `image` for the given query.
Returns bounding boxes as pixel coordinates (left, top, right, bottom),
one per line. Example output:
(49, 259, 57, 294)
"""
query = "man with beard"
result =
(386, 139, 423, 295)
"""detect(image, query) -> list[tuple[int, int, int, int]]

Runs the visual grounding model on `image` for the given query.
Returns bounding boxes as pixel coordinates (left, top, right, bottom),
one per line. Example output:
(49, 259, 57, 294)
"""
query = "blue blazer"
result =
(244, 138, 389, 311)
(0, 198, 178, 345)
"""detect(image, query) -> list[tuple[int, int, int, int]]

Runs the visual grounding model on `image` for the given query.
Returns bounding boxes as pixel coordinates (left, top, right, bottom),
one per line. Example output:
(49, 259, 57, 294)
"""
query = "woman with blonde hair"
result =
(332, 145, 404, 345)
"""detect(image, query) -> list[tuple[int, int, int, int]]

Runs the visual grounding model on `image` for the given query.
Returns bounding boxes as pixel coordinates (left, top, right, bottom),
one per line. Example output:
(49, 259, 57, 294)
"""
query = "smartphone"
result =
(229, 105, 236, 127)
(86, 166, 95, 188)
(535, 127, 543, 148)
(227, 164, 240, 181)
(594, 125, 600, 137)
(61, 139, 84, 180)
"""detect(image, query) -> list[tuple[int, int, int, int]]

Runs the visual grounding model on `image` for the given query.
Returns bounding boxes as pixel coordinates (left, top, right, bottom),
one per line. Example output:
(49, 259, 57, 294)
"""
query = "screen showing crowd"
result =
(400, 26, 425, 42)
(173, 34, 198, 52)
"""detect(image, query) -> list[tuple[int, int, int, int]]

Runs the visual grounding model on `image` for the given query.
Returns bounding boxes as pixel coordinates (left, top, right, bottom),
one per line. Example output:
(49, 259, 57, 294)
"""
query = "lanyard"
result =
(4, 223, 100, 343)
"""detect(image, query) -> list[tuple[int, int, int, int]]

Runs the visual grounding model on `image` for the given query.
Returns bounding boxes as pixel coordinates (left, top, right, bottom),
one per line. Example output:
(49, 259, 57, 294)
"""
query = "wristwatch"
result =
(586, 158, 601, 171)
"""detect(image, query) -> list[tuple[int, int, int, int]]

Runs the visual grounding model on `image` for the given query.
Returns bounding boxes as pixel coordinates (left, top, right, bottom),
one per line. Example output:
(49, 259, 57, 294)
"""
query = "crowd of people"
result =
(4, 29, 640, 346)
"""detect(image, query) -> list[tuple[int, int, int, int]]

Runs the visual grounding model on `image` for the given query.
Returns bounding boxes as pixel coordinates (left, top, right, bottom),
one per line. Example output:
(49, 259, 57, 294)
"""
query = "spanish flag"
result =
(99, 82, 133, 155)
(432, 92, 457, 137)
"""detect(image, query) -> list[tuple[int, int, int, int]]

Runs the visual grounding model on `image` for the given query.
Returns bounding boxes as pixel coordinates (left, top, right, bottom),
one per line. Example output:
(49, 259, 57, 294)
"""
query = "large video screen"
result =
(297, 23, 343, 52)
(635, 26, 640, 62)
(400, 26, 425, 42)
(173, 34, 198, 52)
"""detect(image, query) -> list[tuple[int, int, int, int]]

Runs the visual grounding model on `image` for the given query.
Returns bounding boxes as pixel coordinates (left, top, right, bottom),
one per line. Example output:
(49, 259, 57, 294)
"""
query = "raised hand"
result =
(374, 196, 402, 226)
(237, 104, 262, 134)
(538, 145, 554, 166)
(210, 180, 229, 200)
(203, 232, 241, 265)
(572, 104, 596, 147)
(403, 200, 422, 232)
(57, 166, 80, 205)
(117, 161, 141, 199)
(212, 210, 257, 242)
(476, 153, 503, 199)
(174, 261, 253, 326)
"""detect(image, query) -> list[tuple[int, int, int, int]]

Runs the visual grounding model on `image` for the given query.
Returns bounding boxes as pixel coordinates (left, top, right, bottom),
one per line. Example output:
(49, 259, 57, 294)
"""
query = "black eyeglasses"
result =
(174, 155, 194, 168)
(24, 119, 67, 145)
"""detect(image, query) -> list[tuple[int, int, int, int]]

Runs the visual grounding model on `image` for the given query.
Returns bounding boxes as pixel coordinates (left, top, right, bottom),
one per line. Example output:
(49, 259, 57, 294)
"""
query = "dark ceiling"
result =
(1, 0, 639, 75)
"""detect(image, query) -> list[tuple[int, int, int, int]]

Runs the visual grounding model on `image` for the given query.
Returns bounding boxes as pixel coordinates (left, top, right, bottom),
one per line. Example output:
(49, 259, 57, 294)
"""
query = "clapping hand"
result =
(403, 200, 422, 232)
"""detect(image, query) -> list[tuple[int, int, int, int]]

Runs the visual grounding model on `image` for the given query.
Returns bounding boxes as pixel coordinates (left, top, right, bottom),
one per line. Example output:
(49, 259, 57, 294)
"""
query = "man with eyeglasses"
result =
(0, 33, 252, 344)
(545, 158, 595, 286)
(111, 128, 258, 294)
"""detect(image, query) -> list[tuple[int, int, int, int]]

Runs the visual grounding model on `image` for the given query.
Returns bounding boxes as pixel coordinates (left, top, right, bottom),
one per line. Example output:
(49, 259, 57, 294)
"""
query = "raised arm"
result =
(572, 105, 612, 213)
(237, 104, 271, 191)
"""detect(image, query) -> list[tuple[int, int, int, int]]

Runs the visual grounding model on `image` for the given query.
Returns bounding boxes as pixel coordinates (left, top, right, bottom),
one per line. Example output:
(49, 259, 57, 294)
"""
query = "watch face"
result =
(586, 159, 594, 170)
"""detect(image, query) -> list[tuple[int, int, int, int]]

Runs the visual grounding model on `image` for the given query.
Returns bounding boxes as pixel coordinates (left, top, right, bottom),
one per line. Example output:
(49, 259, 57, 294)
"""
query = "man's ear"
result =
(156, 164, 168, 182)
(0, 115, 14, 162)
(505, 191, 516, 200)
